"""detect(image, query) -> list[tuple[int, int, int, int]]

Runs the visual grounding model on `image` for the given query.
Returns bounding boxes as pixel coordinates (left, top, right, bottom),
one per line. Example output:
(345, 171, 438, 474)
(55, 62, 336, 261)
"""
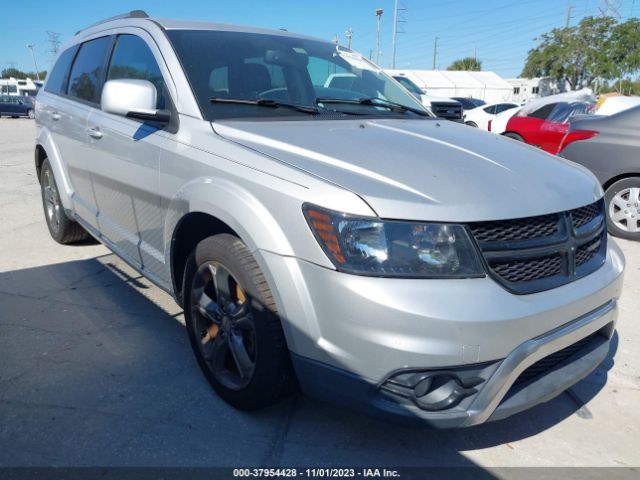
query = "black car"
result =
(0, 95, 35, 118)
(451, 96, 486, 111)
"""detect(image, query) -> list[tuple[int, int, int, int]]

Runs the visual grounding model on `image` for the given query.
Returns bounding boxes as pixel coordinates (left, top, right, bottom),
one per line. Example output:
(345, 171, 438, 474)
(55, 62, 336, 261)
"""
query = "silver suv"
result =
(35, 11, 625, 427)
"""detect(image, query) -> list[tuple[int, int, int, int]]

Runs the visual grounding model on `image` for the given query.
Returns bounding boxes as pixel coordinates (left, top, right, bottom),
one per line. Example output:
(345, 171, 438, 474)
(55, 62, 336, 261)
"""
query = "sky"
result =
(0, 0, 637, 79)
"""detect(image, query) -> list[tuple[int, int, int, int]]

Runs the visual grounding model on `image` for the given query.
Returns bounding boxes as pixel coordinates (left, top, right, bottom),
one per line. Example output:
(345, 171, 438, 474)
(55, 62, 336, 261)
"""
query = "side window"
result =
(107, 35, 167, 109)
(44, 46, 78, 95)
(483, 105, 496, 114)
(67, 36, 112, 104)
(528, 103, 558, 120)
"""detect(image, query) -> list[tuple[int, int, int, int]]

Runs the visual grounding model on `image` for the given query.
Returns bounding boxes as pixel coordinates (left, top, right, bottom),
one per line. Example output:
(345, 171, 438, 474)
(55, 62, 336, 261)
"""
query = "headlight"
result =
(303, 204, 485, 278)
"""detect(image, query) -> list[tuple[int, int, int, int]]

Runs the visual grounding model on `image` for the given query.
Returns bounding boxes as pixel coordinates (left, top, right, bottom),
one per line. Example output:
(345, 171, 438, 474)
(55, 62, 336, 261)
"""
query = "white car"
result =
(488, 106, 519, 134)
(464, 102, 519, 130)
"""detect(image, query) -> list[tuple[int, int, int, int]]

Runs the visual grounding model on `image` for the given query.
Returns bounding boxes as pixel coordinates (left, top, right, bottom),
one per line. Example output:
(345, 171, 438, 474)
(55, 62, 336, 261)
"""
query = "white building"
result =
(0, 77, 40, 96)
(386, 69, 514, 104)
(506, 77, 570, 104)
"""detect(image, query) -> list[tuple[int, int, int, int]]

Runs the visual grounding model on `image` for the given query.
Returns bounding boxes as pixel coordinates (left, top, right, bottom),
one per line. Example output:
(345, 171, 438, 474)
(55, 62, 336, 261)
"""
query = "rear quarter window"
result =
(44, 46, 78, 95)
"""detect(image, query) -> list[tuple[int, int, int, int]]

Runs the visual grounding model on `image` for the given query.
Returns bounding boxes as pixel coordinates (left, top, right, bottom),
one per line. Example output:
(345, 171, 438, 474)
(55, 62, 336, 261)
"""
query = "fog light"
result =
(380, 370, 484, 412)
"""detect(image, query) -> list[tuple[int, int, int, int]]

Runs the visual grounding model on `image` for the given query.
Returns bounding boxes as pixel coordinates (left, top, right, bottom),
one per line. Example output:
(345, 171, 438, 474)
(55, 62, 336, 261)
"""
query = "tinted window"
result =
(44, 46, 78, 93)
(495, 103, 517, 114)
(528, 103, 558, 120)
(107, 35, 166, 109)
(67, 36, 112, 104)
(483, 105, 497, 114)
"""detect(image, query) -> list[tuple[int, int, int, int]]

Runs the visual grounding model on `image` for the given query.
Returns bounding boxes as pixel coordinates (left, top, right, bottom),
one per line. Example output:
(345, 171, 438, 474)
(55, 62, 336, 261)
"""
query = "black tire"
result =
(27, 109, 34, 119)
(40, 159, 89, 244)
(604, 177, 640, 241)
(465, 121, 478, 128)
(183, 234, 294, 410)
(503, 132, 524, 142)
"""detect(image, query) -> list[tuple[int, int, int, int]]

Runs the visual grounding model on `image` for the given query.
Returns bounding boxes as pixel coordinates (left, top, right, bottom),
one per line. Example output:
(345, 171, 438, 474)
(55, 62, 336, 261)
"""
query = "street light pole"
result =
(26, 44, 41, 81)
(375, 8, 383, 65)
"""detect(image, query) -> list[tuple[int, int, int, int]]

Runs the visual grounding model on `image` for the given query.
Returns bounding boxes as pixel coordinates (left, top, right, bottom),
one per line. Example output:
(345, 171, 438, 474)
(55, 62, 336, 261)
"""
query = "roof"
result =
(77, 11, 323, 43)
(388, 70, 513, 90)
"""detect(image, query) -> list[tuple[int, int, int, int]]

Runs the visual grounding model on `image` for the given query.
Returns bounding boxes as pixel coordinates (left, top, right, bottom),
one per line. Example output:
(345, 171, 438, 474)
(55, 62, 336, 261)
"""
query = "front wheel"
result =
(605, 177, 640, 240)
(183, 234, 294, 410)
(27, 109, 35, 119)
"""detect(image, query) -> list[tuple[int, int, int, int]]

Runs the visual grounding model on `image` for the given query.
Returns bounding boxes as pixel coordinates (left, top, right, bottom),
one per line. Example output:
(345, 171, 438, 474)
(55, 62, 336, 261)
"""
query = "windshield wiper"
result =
(209, 97, 318, 114)
(316, 97, 430, 116)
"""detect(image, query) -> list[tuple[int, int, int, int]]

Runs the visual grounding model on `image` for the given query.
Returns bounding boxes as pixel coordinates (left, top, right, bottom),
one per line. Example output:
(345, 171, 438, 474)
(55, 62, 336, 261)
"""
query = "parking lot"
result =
(0, 118, 639, 470)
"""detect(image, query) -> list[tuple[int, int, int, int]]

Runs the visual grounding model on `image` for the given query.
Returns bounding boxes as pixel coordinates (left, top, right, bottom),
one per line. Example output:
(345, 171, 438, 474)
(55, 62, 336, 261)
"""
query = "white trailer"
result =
(387, 69, 514, 104)
(507, 77, 570, 104)
(0, 77, 40, 96)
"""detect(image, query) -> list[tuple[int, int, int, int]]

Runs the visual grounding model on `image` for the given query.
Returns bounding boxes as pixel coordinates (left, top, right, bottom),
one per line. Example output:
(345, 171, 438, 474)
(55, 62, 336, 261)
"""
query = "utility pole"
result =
(375, 8, 383, 65)
(565, 1, 573, 27)
(391, 0, 398, 69)
(26, 45, 40, 80)
(391, 0, 406, 69)
(432, 36, 438, 70)
(345, 28, 353, 49)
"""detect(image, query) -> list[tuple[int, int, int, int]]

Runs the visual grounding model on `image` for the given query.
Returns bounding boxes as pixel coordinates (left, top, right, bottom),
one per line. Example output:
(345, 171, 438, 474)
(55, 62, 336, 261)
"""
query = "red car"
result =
(503, 101, 595, 154)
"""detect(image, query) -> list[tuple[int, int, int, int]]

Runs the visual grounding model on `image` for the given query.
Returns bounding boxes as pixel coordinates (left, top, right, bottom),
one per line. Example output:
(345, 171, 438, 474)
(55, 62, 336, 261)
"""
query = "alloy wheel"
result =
(190, 262, 257, 390)
(43, 168, 62, 233)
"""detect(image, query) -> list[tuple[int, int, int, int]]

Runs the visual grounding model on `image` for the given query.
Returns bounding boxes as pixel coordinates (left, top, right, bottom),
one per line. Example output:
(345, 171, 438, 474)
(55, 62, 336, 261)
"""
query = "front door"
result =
(86, 33, 172, 279)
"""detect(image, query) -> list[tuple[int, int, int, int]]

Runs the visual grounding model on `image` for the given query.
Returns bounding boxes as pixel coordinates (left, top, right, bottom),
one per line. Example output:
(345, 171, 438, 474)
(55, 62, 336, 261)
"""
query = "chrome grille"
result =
(469, 200, 606, 294)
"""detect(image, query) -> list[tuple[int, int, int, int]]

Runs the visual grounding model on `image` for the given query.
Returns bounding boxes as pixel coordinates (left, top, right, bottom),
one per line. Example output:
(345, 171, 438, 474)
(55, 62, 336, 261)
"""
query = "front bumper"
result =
(257, 239, 624, 427)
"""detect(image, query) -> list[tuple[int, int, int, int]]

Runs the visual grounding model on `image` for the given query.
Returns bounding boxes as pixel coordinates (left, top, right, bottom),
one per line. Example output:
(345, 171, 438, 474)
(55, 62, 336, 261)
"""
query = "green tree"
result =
(521, 16, 616, 88)
(603, 18, 640, 87)
(1, 67, 47, 80)
(447, 57, 482, 71)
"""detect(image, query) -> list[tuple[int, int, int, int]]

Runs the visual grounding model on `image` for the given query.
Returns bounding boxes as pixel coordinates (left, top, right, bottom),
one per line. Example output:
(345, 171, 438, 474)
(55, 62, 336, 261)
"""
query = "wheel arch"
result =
(35, 144, 47, 183)
(165, 178, 297, 305)
(603, 172, 640, 192)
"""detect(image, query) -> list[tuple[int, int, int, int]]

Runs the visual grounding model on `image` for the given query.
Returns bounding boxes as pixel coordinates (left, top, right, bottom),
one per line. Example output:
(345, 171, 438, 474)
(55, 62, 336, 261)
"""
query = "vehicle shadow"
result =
(0, 254, 617, 469)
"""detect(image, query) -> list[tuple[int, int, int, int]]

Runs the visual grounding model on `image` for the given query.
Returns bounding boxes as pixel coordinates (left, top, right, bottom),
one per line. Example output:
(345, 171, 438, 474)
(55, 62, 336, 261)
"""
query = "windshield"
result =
(167, 30, 427, 120)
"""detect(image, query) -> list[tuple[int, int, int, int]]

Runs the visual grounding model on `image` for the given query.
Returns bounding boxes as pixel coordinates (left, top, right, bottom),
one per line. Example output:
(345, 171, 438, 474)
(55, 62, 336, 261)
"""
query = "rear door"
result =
(50, 36, 114, 232)
(86, 32, 172, 278)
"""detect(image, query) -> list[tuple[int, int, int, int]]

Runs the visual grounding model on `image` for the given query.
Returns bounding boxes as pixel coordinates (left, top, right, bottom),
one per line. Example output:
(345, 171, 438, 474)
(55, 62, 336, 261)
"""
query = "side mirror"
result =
(101, 79, 170, 123)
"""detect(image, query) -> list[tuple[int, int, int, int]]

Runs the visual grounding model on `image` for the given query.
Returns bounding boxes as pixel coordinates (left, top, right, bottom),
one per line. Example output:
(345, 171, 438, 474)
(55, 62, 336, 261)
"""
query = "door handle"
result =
(51, 112, 60, 121)
(87, 127, 103, 139)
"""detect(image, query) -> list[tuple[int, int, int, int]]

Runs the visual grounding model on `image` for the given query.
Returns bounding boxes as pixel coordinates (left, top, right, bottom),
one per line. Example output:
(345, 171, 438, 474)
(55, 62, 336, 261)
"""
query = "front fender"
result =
(163, 176, 296, 267)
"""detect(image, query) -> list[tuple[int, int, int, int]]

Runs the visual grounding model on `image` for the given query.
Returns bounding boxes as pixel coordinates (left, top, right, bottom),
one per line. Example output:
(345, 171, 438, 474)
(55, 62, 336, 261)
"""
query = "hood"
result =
(213, 118, 602, 222)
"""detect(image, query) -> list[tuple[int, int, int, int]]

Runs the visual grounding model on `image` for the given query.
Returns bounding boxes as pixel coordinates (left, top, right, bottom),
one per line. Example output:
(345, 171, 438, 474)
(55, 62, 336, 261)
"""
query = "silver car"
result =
(35, 11, 625, 427)
(559, 105, 640, 241)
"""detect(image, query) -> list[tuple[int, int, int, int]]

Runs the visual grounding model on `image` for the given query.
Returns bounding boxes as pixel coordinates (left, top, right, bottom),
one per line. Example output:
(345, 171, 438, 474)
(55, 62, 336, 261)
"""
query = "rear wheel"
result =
(183, 234, 294, 410)
(40, 159, 89, 244)
(465, 121, 478, 128)
(605, 177, 640, 240)
(503, 132, 524, 142)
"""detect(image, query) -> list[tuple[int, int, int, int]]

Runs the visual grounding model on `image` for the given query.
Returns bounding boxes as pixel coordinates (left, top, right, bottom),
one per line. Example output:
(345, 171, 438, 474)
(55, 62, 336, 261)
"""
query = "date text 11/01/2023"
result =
(233, 468, 401, 478)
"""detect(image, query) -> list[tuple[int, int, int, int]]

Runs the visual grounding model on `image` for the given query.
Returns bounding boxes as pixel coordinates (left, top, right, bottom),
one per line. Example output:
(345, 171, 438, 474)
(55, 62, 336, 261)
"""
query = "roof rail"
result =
(75, 10, 149, 35)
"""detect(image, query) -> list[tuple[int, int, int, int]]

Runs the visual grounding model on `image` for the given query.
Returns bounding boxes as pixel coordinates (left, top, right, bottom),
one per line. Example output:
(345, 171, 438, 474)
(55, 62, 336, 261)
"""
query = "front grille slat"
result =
(430, 102, 462, 120)
(469, 200, 606, 294)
